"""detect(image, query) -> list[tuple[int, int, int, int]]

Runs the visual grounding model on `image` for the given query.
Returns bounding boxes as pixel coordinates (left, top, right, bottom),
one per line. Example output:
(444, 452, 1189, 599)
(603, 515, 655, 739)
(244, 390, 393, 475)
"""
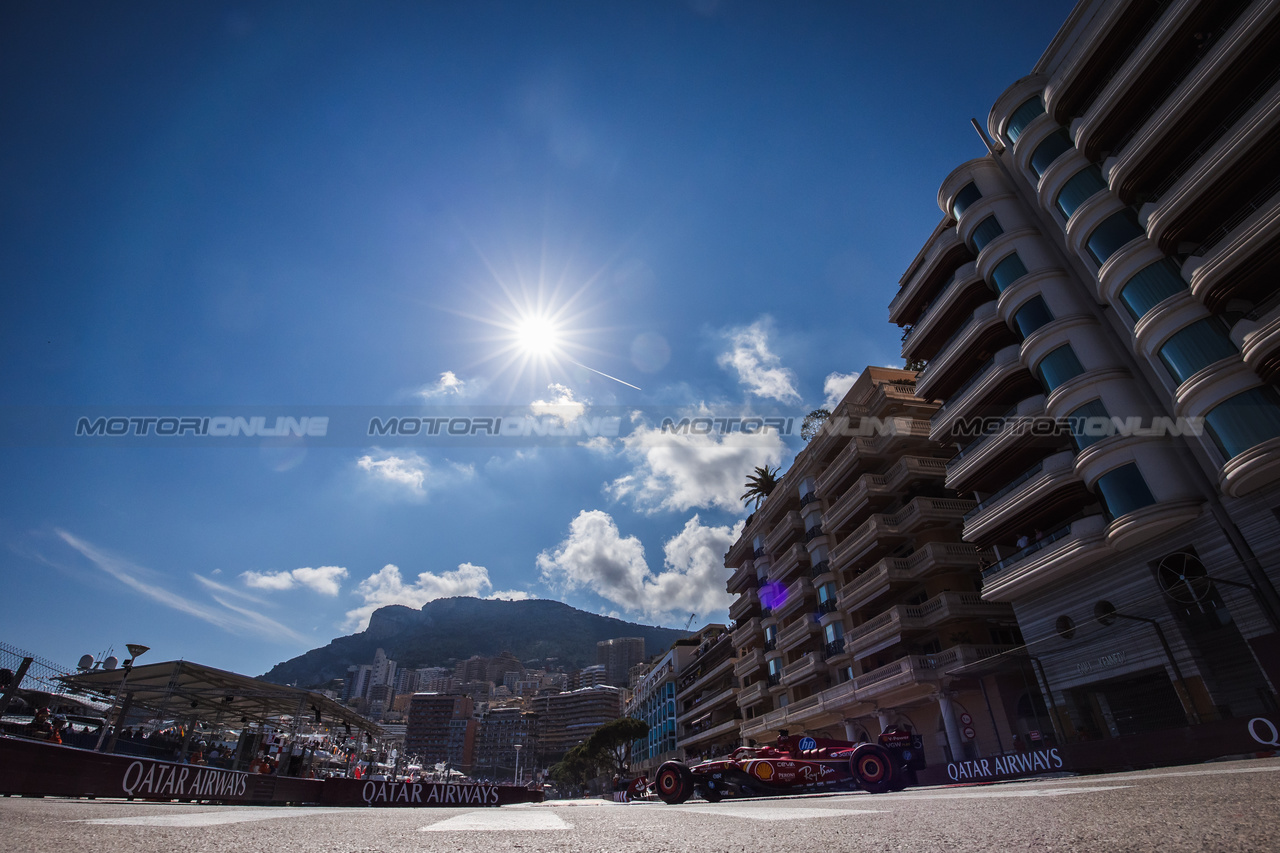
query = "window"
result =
(1035, 344, 1086, 392)
(1204, 386, 1280, 460)
(823, 622, 844, 644)
(952, 182, 982, 219)
(1012, 295, 1054, 338)
(1117, 258, 1188, 321)
(989, 252, 1029, 293)
(1157, 317, 1237, 384)
(818, 581, 838, 603)
(1055, 165, 1107, 219)
(1085, 209, 1144, 265)
(1007, 96, 1045, 143)
(1095, 463, 1157, 520)
(1067, 398, 1111, 451)
(970, 215, 1004, 252)
(1030, 129, 1073, 178)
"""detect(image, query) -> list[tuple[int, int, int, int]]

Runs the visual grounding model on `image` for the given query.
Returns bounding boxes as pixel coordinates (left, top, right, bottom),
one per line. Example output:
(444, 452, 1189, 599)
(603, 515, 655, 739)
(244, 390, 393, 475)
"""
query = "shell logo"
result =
(751, 761, 775, 781)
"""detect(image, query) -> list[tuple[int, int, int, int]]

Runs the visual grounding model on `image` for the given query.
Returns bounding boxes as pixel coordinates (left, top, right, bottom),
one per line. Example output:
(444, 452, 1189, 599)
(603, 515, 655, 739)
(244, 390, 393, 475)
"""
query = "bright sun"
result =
(515, 315, 561, 356)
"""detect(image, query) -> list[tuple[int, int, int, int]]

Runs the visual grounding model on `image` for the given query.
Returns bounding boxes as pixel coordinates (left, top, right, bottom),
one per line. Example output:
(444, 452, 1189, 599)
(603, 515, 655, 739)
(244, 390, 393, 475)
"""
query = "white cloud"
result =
(823, 370, 859, 410)
(343, 562, 527, 630)
(606, 409, 787, 515)
(356, 450, 474, 499)
(717, 317, 801, 403)
(56, 530, 308, 643)
(536, 510, 743, 620)
(579, 436, 616, 454)
(531, 383, 587, 423)
(241, 565, 348, 596)
(417, 371, 479, 399)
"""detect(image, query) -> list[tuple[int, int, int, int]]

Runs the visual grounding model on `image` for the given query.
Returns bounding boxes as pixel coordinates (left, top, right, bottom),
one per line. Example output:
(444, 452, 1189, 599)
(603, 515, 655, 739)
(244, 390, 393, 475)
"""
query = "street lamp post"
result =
(89, 643, 149, 752)
(513, 743, 522, 786)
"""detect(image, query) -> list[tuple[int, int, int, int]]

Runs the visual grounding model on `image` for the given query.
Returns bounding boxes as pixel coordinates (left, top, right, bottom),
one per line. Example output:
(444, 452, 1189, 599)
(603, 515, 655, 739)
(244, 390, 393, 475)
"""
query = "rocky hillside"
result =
(260, 597, 689, 686)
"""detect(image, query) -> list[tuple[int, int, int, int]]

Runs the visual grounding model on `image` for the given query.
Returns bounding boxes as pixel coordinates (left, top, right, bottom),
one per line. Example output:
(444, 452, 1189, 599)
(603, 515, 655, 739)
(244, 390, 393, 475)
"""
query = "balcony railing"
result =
(804, 524, 825, 542)
(809, 559, 831, 580)
(930, 355, 995, 425)
(824, 638, 846, 659)
(818, 599, 839, 616)
(965, 458, 1047, 520)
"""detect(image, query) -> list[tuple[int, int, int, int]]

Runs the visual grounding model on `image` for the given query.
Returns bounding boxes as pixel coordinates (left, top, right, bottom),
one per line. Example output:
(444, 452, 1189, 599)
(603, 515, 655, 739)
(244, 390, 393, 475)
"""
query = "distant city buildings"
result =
(597, 637, 645, 687)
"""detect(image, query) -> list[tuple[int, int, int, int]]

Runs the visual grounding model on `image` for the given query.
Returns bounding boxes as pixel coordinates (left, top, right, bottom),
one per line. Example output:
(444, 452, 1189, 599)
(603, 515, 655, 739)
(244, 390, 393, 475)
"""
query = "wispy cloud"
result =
(531, 383, 587, 423)
(56, 530, 308, 643)
(417, 370, 484, 399)
(356, 449, 475, 499)
(717, 317, 801, 403)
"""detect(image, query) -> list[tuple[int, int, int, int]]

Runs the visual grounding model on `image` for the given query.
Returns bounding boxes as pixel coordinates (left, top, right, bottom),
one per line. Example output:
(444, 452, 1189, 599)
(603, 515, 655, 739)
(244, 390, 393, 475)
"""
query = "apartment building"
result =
(403, 693, 470, 766)
(530, 685, 623, 760)
(472, 706, 536, 782)
(598, 637, 646, 687)
(890, 0, 1280, 762)
(626, 644, 686, 774)
(727, 367, 1021, 767)
(674, 625, 740, 764)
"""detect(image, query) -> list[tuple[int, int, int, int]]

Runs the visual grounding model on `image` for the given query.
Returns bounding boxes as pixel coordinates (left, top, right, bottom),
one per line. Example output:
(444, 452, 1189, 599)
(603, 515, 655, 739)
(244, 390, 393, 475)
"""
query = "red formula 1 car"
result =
(653, 730, 919, 804)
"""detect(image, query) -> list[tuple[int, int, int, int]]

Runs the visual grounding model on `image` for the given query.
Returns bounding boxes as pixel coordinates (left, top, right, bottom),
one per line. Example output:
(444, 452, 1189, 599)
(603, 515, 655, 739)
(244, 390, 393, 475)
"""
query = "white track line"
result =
(421, 811, 572, 831)
(81, 807, 359, 827)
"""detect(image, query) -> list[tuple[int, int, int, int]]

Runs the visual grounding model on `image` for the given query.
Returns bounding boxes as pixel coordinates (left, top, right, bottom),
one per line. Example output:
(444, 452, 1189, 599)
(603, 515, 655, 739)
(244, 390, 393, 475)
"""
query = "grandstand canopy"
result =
(59, 660, 381, 736)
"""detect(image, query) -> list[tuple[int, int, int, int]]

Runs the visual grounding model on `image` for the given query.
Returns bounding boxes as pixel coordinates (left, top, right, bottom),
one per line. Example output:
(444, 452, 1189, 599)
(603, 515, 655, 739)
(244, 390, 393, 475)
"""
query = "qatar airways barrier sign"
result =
(946, 747, 1065, 782)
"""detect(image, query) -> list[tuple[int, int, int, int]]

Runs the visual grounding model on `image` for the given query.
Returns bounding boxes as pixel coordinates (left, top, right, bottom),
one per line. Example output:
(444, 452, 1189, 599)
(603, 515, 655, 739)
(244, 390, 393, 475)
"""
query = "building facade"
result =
(889, 0, 1280, 758)
(598, 637, 646, 687)
(625, 643, 688, 774)
(727, 368, 1021, 767)
(674, 624, 740, 764)
(530, 685, 623, 760)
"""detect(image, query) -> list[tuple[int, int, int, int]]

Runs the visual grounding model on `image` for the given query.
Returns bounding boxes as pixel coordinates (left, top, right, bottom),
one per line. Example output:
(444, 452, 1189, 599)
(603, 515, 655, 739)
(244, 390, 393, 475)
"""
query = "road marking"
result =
(421, 811, 572, 831)
(672, 805, 883, 820)
(1052, 763, 1280, 785)
(887, 785, 1131, 800)
(81, 807, 356, 827)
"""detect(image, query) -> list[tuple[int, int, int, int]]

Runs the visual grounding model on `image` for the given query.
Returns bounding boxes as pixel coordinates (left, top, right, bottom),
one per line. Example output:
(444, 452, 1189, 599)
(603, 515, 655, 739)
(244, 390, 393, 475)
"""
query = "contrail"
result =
(567, 359, 642, 391)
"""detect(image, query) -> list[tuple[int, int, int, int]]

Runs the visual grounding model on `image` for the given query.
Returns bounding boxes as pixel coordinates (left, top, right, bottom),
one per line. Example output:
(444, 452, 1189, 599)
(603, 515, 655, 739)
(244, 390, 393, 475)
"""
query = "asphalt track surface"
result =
(4, 757, 1279, 852)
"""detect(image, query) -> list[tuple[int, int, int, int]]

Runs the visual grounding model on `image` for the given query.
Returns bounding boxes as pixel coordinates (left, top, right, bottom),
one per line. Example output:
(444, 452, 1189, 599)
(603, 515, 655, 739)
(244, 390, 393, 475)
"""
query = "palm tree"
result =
(741, 464, 781, 510)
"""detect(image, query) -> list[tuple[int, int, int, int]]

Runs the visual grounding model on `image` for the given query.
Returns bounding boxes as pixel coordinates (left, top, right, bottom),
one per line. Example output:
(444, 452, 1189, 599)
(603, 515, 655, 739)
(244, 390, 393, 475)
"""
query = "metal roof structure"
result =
(59, 660, 382, 736)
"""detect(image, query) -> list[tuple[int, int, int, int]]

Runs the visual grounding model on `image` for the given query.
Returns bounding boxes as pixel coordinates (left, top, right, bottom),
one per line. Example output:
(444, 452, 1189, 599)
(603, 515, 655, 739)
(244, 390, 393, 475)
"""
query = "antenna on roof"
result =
(970, 118, 999, 156)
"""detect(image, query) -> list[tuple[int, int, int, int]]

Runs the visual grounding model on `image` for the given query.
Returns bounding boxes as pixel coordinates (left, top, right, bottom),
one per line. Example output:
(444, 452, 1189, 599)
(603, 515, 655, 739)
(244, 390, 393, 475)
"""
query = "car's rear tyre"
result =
(849, 743, 897, 794)
(654, 761, 695, 805)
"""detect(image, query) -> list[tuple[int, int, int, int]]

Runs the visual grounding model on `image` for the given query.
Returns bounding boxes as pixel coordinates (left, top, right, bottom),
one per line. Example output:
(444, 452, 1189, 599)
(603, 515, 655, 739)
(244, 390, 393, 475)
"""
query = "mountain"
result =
(260, 597, 690, 686)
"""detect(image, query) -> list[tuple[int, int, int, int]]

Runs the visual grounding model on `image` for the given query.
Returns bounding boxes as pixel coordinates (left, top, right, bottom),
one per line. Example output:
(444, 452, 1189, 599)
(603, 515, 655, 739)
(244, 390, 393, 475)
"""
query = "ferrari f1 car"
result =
(653, 729, 923, 804)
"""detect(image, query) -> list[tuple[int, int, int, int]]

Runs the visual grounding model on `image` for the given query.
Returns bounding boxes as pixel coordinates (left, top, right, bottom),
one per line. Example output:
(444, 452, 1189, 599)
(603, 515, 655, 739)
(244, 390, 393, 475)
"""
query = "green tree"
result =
(548, 743, 603, 789)
(740, 464, 781, 510)
(800, 409, 830, 441)
(586, 717, 650, 775)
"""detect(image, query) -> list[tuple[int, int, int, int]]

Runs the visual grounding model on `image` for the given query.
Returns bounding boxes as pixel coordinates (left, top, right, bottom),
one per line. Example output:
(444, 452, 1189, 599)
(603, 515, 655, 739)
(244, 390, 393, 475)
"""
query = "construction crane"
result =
(684, 613, 697, 631)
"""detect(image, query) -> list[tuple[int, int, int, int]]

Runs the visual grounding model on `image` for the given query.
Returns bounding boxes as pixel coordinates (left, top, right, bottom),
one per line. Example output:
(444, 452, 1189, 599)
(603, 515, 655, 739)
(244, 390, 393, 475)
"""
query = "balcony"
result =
(845, 591, 1014, 659)
(733, 648, 765, 679)
(763, 511, 804, 555)
(769, 542, 809, 584)
(780, 652, 829, 688)
(1233, 293, 1280, 382)
(823, 637, 848, 661)
(726, 561, 758, 595)
(901, 263, 984, 362)
(678, 654, 736, 700)
(945, 395, 1048, 491)
(916, 302, 1006, 400)
(829, 513, 905, 573)
(815, 439, 867, 497)
(681, 715, 742, 748)
(736, 680, 768, 709)
(728, 588, 761, 623)
(822, 472, 891, 534)
(677, 682, 738, 723)
(836, 540, 992, 614)
(852, 643, 1021, 700)
(929, 344, 1028, 443)
(771, 576, 816, 621)
(889, 226, 969, 325)
(730, 616, 762, 649)
(809, 559, 835, 583)
(962, 451, 1084, 543)
(776, 616, 821, 654)
(981, 514, 1110, 600)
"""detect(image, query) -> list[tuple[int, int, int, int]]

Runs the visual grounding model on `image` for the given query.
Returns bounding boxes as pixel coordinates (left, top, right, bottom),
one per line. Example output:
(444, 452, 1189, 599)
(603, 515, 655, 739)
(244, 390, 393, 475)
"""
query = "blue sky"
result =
(1, 0, 1074, 677)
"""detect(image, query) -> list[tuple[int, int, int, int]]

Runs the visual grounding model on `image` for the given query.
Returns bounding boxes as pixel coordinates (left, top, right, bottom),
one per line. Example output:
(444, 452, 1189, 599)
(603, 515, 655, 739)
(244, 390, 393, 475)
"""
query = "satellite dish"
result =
(103, 656, 119, 670)
(126, 643, 150, 660)
(1157, 552, 1212, 604)
(78, 654, 95, 671)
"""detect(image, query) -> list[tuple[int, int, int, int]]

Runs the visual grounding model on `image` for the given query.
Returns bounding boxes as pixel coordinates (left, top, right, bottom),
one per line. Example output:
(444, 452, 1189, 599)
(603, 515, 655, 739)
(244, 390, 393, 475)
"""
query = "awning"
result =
(59, 660, 382, 737)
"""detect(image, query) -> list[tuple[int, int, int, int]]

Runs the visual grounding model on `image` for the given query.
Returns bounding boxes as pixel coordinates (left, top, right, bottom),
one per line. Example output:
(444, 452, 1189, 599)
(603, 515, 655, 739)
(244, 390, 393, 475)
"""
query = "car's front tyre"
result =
(654, 761, 695, 805)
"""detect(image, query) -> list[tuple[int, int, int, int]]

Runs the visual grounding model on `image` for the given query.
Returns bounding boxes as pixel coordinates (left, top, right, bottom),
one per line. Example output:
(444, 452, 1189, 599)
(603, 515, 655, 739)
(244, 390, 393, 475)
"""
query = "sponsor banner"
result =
(946, 747, 1065, 782)
(0, 737, 540, 806)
